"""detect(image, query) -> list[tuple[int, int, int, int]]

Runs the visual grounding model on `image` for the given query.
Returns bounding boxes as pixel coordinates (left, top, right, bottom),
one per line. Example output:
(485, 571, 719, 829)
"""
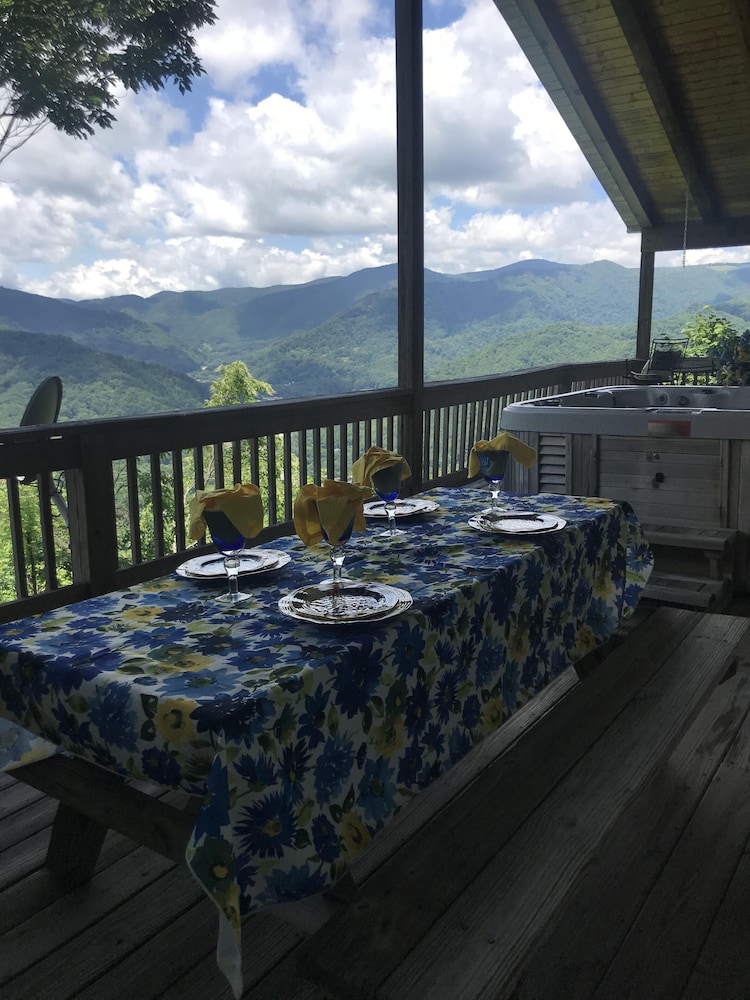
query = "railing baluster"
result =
(266, 435, 279, 524)
(213, 443, 225, 489)
(231, 441, 243, 484)
(450, 405, 460, 476)
(283, 432, 293, 522)
(248, 437, 260, 486)
(431, 406, 441, 480)
(326, 426, 335, 480)
(150, 454, 165, 558)
(313, 428, 322, 484)
(298, 431, 308, 487)
(173, 451, 186, 552)
(36, 473, 58, 590)
(8, 478, 29, 598)
(340, 423, 349, 481)
(193, 445, 205, 493)
(125, 458, 141, 565)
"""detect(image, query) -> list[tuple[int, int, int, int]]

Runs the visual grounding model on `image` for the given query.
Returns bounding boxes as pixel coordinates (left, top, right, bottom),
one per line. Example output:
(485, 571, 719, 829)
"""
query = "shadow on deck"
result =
(3, 603, 750, 1000)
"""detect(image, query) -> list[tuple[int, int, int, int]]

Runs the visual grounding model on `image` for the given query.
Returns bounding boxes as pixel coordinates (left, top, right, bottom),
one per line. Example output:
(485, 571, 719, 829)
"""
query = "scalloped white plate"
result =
(468, 513, 566, 535)
(363, 498, 439, 518)
(279, 582, 412, 625)
(177, 549, 291, 580)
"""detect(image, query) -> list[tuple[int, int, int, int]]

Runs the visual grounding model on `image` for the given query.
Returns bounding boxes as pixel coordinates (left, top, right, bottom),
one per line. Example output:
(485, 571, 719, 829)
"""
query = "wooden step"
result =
(644, 572, 729, 610)
(641, 523, 738, 552)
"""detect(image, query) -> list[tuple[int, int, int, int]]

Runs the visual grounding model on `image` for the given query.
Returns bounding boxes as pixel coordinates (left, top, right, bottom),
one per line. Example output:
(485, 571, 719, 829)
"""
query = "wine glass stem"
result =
(330, 546, 346, 587)
(224, 553, 241, 603)
(386, 500, 397, 535)
(489, 483, 502, 513)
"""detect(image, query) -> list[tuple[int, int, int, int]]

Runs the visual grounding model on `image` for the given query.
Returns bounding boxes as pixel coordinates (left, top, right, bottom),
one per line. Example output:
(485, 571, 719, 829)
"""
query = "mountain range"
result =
(2, 258, 750, 426)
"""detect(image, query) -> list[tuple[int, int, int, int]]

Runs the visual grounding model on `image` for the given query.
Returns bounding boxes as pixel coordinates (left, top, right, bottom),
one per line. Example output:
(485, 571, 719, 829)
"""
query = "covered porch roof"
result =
(494, 0, 750, 251)
(491, 0, 750, 353)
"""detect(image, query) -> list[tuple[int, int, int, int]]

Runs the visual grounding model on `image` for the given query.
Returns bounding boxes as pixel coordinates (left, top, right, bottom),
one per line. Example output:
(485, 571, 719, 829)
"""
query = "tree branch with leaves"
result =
(0, 0, 217, 164)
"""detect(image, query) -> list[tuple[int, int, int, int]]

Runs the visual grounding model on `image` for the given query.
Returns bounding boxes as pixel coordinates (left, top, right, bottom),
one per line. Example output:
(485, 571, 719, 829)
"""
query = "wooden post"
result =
(396, 0, 425, 490)
(65, 430, 120, 596)
(636, 245, 655, 359)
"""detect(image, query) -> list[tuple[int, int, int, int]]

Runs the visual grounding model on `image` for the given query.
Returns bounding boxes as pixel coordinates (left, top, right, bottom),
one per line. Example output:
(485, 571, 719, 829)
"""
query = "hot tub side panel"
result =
(510, 429, 750, 595)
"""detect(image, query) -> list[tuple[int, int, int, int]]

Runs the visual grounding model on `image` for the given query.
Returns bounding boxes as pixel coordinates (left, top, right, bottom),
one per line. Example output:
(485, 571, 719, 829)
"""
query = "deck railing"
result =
(0, 359, 633, 624)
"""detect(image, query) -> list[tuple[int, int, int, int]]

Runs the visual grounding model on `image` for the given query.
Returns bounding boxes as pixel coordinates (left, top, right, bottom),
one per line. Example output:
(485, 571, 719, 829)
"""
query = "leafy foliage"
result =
(0, 0, 216, 161)
(683, 306, 740, 360)
(206, 361, 274, 407)
(0, 327, 207, 427)
(682, 306, 750, 386)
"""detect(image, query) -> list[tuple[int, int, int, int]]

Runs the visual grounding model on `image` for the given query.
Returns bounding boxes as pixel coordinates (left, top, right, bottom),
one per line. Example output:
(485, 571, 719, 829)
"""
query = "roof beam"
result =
(494, 0, 656, 230)
(641, 216, 750, 253)
(609, 0, 722, 223)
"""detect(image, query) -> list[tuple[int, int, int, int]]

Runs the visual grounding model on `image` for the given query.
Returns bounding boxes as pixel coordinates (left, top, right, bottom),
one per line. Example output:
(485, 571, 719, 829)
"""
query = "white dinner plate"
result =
(468, 513, 567, 535)
(279, 582, 412, 625)
(176, 549, 291, 580)
(363, 497, 439, 518)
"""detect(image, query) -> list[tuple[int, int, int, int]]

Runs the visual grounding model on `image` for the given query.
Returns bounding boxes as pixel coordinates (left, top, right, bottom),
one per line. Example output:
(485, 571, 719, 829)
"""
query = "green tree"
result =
(0, 0, 216, 163)
(206, 361, 274, 407)
(683, 307, 739, 362)
(190, 361, 294, 523)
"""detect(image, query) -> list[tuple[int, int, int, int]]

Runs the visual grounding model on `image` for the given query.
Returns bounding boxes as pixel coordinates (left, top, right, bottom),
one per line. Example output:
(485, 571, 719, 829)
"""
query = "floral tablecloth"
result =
(0, 487, 653, 996)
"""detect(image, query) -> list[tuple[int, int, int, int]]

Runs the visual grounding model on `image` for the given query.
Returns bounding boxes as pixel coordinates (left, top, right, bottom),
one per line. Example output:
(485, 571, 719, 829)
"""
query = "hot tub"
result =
(501, 384, 750, 439)
(501, 384, 750, 595)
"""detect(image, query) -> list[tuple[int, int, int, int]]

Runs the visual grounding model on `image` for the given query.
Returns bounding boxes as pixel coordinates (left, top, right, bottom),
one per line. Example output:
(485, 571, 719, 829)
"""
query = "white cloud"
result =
(196, 0, 304, 91)
(3, 0, 726, 302)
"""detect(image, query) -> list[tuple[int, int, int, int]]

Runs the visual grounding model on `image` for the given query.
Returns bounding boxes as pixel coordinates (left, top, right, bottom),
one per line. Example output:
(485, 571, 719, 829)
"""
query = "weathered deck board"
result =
(594, 666, 750, 1000)
(372, 614, 750, 1000)
(509, 661, 750, 999)
(682, 825, 750, 999)
(158, 912, 310, 1000)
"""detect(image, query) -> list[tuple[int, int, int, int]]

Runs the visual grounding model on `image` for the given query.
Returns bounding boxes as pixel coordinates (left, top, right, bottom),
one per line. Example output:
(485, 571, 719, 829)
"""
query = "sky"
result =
(1, 0, 748, 302)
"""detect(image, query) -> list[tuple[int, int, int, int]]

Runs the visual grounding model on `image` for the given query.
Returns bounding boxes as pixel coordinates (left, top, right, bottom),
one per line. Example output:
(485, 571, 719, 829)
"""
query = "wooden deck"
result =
(3, 603, 750, 1000)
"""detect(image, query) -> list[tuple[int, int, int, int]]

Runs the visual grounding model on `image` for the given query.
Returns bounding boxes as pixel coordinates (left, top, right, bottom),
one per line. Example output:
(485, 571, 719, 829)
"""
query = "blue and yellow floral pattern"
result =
(0, 487, 652, 995)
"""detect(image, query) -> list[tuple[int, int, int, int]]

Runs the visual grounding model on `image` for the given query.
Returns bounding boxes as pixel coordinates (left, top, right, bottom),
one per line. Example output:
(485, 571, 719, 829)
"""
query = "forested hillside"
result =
(0, 328, 207, 427)
(2, 259, 750, 419)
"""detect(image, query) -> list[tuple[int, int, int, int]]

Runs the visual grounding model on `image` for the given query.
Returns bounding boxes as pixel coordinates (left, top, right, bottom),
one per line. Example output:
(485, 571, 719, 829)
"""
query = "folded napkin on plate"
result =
(351, 446, 411, 487)
(468, 432, 537, 478)
(293, 479, 372, 546)
(188, 484, 264, 541)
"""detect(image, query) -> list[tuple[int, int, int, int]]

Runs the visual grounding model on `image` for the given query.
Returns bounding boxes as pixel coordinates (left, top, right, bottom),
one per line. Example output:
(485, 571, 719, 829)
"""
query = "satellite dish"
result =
(17, 378, 68, 524)
(20, 376, 63, 427)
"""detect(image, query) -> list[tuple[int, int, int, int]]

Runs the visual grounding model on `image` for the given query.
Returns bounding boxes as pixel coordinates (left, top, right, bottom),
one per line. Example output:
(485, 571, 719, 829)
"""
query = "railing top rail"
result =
(423, 359, 633, 404)
(0, 362, 636, 478)
(0, 387, 413, 476)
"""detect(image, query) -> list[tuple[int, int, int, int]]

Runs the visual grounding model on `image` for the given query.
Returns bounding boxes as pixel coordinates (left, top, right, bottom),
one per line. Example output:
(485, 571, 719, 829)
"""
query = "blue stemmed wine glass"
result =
(477, 450, 509, 519)
(202, 509, 252, 605)
(320, 511, 355, 589)
(371, 462, 405, 538)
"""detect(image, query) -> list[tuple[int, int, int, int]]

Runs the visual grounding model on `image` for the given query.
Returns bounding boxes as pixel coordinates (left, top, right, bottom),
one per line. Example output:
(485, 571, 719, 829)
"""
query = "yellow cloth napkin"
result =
(468, 432, 537, 478)
(188, 484, 264, 541)
(293, 480, 372, 546)
(351, 446, 411, 488)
